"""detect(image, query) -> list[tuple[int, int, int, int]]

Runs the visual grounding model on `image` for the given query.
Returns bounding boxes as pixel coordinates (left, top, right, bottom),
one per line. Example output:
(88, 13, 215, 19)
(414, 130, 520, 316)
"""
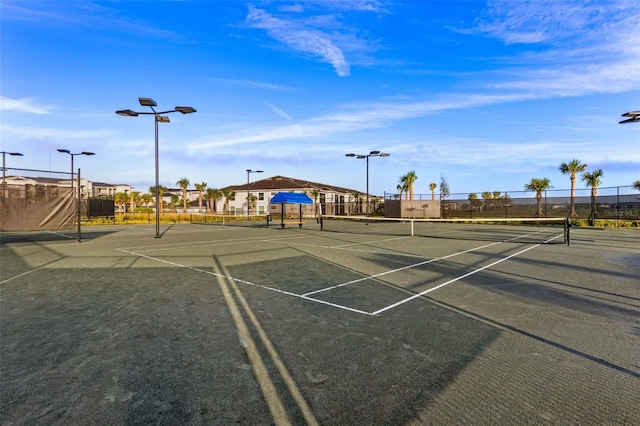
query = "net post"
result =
(411, 219, 414, 236)
(77, 167, 81, 243)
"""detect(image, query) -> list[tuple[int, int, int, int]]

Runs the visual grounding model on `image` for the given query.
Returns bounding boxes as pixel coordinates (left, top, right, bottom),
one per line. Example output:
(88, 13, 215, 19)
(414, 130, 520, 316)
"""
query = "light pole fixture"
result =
(57, 149, 95, 242)
(345, 150, 390, 221)
(116, 98, 196, 238)
(57, 149, 95, 189)
(619, 110, 640, 124)
(246, 169, 263, 218)
(2, 151, 23, 198)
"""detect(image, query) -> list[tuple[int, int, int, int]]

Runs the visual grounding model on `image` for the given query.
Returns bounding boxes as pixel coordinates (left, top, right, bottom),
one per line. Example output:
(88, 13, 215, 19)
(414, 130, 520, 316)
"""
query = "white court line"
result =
(47, 231, 76, 239)
(117, 231, 564, 316)
(302, 241, 501, 296)
(371, 233, 564, 315)
(117, 248, 373, 316)
(118, 234, 299, 252)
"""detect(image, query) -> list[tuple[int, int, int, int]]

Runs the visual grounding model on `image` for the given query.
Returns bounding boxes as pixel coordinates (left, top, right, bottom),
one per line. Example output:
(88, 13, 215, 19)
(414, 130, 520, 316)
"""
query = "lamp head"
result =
(175, 106, 197, 114)
(345, 153, 356, 157)
(157, 116, 170, 123)
(9, 152, 24, 156)
(57, 149, 71, 154)
(81, 152, 95, 156)
(370, 150, 381, 155)
(116, 109, 139, 117)
(139, 98, 157, 107)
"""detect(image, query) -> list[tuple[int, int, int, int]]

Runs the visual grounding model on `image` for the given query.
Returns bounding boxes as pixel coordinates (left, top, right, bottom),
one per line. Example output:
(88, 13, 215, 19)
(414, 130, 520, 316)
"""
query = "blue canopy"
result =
(269, 192, 313, 205)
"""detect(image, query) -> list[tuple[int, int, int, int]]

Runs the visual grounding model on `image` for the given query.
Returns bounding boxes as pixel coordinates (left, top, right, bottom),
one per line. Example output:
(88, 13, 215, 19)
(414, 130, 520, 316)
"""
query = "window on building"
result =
(258, 192, 264, 200)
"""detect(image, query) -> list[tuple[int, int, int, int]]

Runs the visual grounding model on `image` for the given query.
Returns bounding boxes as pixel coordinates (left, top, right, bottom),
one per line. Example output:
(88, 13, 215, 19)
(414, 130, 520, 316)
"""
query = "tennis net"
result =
(320, 215, 571, 245)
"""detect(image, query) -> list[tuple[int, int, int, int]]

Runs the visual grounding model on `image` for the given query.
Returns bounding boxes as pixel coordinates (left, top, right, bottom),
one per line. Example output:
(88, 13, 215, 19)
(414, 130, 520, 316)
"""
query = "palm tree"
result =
(195, 182, 207, 213)
(206, 188, 222, 212)
(397, 177, 410, 201)
(396, 183, 405, 200)
(402, 171, 417, 200)
(309, 189, 320, 218)
(633, 180, 640, 191)
(468, 193, 478, 216)
(131, 191, 141, 212)
(176, 178, 190, 212)
(481, 191, 492, 210)
(149, 185, 168, 213)
(221, 188, 235, 214)
(559, 159, 588, 218)
(581, 169, 603, 220)
(170, 194, 180, 212)
(524, 178, 552, 218)
(114, 192, 128, 214)
(429, 182, 437, 200)
(140, 193, 153, 209)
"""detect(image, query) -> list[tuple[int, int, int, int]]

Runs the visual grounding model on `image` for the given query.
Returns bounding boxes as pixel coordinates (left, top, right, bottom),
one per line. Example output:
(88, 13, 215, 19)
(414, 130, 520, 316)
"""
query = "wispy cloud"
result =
(264, 102, 293, 121)
(215, 78, 294, 92)
(0, 97, 52, 114)
(466, 1, 640, 97)
(0, 124, 111, 139)
(0, 1, 180, 41)
(246, 5, 351, 77)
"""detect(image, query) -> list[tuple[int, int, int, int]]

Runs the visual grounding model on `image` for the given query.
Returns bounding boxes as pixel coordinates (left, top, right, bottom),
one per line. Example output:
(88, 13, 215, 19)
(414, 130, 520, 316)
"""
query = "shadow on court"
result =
(1, 223, 639, 424)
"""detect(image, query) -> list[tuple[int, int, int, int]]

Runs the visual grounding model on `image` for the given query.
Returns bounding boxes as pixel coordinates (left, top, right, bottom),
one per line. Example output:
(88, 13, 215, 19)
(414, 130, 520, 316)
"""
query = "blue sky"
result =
(1, 0, 638, 197)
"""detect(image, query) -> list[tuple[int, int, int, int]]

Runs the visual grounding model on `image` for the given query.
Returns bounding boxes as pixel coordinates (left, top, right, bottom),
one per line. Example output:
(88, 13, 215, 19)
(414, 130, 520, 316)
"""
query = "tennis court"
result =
(1, 221, 639, 424)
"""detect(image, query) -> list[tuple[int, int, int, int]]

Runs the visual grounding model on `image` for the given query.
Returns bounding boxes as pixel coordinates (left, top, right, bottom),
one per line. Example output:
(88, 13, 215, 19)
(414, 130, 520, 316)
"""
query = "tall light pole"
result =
(246, 169, 263, 218)
(116, 98, 196, 238)
(2, 151, 23, 198)
(57, 149, 95, 242)
(345, 150, 390, 221)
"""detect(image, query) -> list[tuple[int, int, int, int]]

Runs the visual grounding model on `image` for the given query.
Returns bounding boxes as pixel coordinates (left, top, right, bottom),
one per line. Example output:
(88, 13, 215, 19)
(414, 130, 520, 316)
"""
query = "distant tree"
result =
(176, 178, 190, 212)
(140, 193, 153, 209)
(149, 185, 168, 213)
(439, 175, 450, 217)
(402, 171, 418, 200)
(397, 177, 410, 201)
(309, 189, 320, 217)
(560, 159, 588, 218)
(221, 188, 235, 214)
(468, 193, 478, 213)
(633, 180, 640, 191)
(195, 182, 207, 213)
(429, 182, 437, 200)
(114, 192, 128, 214)
(206, 188, 222, 212)
(170, 194, 180, 212)
(524, 178, 552, 218)
(130, 191, 141, 212)
(481, 191, 492, 209)
(581, 169, 603, 220)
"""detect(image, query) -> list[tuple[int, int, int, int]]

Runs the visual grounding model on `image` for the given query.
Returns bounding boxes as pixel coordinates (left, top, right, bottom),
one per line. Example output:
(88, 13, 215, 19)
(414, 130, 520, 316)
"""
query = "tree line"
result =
(113, 178, 237, 214)
(395, 161, 639, 219)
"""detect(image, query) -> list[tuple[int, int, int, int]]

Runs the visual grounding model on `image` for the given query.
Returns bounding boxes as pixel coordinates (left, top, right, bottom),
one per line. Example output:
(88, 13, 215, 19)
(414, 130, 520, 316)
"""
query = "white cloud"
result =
(246, 5, 350, 77)
(0, 124, 111, 139)
(0, 97, 52, 114)
(265, 102, 293, 121)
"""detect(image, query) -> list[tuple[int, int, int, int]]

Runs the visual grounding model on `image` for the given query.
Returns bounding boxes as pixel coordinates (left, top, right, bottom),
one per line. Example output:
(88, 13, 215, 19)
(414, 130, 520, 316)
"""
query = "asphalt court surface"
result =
(1, 222, 639, 424)
(117, 225, 567, 315)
